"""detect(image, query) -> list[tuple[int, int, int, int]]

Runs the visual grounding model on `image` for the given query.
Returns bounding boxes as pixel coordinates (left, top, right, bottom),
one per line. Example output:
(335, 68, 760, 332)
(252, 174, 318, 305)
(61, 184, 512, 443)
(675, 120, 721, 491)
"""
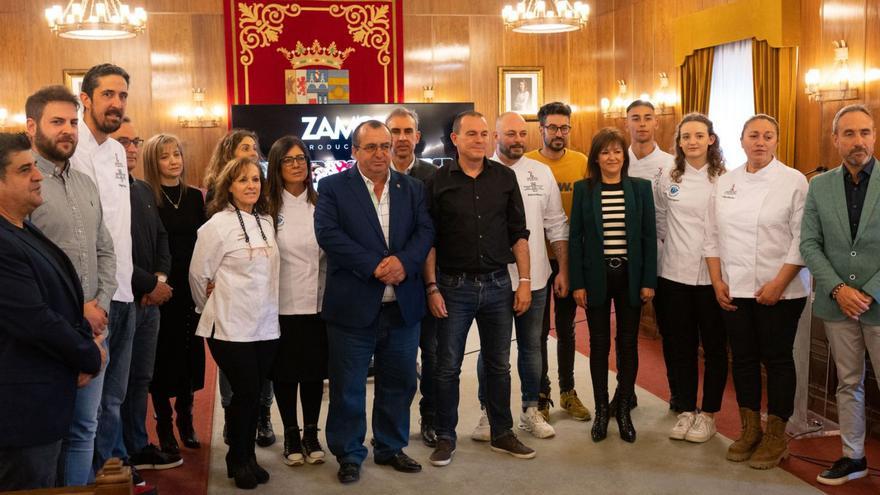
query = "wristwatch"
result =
(157, 274, 168, 284)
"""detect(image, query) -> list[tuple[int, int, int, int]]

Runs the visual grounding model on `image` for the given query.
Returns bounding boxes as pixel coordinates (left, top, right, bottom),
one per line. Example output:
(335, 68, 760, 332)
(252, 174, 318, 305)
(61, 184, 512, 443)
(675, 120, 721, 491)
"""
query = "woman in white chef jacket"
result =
(265, 136, 329, 468)
(655, 113, 727, 444)
(704, 114, 809, 470)
(190, 157, 280, 489)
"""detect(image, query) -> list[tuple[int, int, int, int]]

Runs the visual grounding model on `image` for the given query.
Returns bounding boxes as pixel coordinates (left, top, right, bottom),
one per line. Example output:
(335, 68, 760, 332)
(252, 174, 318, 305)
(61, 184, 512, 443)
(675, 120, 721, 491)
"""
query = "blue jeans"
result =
(326, 303, 419, 465)
(478, 287, 546, 408)
(59, 340, 107, 485)
(121, 304, 160, 455)
(435, 269, 514, 442)
(93, 301, 136, 471)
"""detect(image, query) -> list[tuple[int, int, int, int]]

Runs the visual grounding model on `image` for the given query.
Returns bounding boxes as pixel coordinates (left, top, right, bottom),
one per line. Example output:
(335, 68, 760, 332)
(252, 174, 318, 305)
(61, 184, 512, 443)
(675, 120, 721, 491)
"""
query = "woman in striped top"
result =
(569, 128, 657, 443)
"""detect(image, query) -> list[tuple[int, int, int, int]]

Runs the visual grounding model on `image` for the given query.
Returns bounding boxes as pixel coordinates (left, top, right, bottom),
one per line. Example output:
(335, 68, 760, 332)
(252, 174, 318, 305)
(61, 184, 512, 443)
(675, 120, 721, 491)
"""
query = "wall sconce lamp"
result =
(804, 41, 860, 102)
(0, 108, 27, 130)
(600, 80, 629, 118)
(652, 73, 676, 115)
(176, 88, 224, 128)
(600, 74, 677, 118)
(423, 85, 435, 102)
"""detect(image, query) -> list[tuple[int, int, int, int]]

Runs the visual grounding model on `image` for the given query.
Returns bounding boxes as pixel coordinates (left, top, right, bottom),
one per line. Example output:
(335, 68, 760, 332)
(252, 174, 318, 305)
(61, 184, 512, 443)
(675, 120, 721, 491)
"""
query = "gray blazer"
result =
(800, 160, 880, 324)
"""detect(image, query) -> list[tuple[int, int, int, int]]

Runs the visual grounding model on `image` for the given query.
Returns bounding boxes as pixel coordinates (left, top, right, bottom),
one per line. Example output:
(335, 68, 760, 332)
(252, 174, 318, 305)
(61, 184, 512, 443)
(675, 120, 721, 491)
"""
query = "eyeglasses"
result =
(117, 137, 143, 147)
(542, 125, 572, 135)
(281, 155, 307, 167)
(355, 143, 392, 155)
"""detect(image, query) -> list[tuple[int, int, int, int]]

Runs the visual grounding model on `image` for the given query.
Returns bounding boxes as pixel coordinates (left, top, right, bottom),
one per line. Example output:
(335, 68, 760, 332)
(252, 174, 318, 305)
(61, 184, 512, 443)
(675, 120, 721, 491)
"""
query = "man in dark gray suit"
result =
(385, 107, 438, 447)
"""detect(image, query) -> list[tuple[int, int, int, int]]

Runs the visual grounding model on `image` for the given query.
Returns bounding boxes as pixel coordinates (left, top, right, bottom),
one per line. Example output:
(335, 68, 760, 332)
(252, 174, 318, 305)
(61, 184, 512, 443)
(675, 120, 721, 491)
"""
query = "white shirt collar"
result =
(357, 163, 391, 188)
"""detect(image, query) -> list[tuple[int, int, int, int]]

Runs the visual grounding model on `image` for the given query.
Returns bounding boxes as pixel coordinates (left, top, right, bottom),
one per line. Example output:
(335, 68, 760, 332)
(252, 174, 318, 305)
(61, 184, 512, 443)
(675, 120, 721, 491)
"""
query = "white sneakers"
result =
(670, 412, 696, 440)
(670, 411, 716, 443)
(686, 412, 716, 443)
(471, 409, 491, 442)
(518, 406, 556, 439)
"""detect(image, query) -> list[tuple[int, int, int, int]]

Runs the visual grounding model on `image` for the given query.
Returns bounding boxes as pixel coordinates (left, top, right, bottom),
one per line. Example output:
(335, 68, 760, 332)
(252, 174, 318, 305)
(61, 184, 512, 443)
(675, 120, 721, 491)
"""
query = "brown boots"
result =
(726, 408, 788, 469)
(748, 415, 788, 469)
(727, 408, 762, 461)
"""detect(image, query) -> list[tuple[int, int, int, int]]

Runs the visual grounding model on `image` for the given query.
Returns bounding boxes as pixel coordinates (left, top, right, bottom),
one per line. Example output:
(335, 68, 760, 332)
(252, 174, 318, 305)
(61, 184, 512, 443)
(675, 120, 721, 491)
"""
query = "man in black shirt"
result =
(424, 111, 533, 467)
(112, 118, 180, 472)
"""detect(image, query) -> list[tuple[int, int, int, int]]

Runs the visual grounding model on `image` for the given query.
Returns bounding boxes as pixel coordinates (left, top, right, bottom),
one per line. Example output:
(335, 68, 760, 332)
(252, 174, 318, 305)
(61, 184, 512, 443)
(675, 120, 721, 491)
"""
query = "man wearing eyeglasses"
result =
(110, 118, 180, 472)
(315, 120, 434, 484)
(525, 102, 591, 424)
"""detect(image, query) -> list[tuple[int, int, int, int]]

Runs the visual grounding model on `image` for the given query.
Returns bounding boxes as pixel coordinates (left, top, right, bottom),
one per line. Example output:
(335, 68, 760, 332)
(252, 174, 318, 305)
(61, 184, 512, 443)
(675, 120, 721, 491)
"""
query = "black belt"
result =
(605, 257, 627, 269)
(439, 268, 507, 283)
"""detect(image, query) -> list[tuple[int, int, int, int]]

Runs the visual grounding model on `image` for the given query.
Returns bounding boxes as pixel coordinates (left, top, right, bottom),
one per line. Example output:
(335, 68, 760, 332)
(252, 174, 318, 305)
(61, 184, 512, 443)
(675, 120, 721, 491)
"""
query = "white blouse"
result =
(277, 189, 326, 315)
(703, 158, 810, 299)
(654, 162, 715, 286)
(190, 208, 280, 342)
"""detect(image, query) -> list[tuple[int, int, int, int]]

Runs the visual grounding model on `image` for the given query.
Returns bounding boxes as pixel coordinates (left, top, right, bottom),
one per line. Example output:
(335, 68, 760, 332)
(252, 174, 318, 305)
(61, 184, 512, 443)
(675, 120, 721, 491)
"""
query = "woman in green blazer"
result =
(570, 127, 657, 443)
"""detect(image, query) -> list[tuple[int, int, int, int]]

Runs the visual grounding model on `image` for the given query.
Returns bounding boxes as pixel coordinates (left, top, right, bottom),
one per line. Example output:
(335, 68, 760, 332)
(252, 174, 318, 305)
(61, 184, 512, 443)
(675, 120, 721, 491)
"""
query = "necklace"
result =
(161, 185, 182, 209)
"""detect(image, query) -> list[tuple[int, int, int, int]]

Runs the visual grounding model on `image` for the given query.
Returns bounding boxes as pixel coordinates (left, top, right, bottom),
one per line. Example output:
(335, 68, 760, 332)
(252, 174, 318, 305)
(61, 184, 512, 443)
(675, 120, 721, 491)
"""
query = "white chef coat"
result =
(492, 154, 569, 291)
(628, 144, 673, 182)
(71, 120, 134, 303)
(277, 189, 326, 315)
(703, 158, 810, 299)
(190, 208, 280, 342)
(654, 161, 715, 286)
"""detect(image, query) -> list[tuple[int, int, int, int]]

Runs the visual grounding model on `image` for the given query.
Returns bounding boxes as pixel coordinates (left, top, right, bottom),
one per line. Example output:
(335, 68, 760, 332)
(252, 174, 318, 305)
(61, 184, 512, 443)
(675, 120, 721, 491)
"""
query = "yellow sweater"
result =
(525, 148, 588, 218)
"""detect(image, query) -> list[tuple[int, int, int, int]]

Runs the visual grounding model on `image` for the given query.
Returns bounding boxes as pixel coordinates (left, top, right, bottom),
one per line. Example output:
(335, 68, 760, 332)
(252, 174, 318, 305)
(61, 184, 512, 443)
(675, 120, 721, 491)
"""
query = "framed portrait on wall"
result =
(498, 67, 543, 121)
(63, 69, 87, 119)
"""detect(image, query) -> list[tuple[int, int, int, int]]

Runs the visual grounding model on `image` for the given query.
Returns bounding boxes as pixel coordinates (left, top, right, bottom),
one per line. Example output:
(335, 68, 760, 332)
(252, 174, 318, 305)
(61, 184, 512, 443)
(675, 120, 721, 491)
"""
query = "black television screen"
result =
(231, 102, 474, 184)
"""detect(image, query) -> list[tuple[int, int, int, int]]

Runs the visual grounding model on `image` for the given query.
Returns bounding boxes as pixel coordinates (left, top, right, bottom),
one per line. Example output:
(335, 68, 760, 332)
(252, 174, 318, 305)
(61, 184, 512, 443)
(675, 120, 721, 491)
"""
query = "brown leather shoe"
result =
(748, 415, 788, 469)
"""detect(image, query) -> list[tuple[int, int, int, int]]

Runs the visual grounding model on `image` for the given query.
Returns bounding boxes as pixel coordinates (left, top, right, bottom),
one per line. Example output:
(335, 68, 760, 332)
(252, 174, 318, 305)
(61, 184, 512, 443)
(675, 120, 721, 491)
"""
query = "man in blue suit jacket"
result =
(315, 120, 434, 484)
(0, 133, 105, 490)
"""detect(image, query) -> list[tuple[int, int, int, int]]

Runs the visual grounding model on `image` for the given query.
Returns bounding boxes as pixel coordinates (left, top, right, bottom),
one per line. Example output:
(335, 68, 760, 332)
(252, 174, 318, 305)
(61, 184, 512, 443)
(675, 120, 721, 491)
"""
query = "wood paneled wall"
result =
(7, 0, 874, 182)
(0, 0, 226, 187)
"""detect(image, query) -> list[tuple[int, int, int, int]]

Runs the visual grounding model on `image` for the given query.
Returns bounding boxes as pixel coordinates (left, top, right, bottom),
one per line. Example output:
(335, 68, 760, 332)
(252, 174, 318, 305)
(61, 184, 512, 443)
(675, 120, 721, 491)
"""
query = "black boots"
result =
(616, 395, 637, 443)
(157, 418, 180, 455)
(176, 396, 200, 449)
(609, 389, 638, 417)
(226, 453, 258, 490)
(283, 427, 304, 466)
(420, 415, 438, 448)
(256, 405, 276, 447)
(591, 402, 609, 442)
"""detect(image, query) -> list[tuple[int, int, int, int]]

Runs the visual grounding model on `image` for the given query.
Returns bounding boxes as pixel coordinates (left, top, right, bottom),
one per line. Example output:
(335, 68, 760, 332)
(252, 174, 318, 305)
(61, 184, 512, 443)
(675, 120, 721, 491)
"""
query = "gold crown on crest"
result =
(278, 40, 355, 69)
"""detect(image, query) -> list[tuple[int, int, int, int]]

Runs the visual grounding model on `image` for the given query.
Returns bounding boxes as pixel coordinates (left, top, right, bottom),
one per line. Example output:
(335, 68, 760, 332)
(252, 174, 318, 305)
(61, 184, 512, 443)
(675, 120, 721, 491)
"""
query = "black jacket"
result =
(130, 178, 172, 299)
(0, 217, 101, 448)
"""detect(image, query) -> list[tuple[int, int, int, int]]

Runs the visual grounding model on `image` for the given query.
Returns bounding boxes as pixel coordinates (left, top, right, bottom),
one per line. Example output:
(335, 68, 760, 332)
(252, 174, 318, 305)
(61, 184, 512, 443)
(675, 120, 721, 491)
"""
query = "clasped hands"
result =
(374, 256, 406, 285)
(836, 285, 874, 320)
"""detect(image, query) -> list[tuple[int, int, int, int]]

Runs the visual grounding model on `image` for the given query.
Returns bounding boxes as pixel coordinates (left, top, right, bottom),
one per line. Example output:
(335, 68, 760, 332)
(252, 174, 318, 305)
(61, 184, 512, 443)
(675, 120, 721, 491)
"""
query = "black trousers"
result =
(541, 259, 578, 394)
(722, 297, 806, 421)
(418, 311, 438, 420)
(275, 380, 323, 430)
(657, 277, 727, 412)
(586, 263, 642, 403)
(207, 338, 278, 465)
(0, 440, 61, 490)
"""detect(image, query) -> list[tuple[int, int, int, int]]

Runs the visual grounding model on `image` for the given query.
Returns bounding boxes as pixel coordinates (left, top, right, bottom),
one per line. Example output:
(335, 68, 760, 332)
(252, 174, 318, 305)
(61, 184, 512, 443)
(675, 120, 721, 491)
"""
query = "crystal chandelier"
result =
(45, 1, 147, 40)
(502, 1, 590, 34)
